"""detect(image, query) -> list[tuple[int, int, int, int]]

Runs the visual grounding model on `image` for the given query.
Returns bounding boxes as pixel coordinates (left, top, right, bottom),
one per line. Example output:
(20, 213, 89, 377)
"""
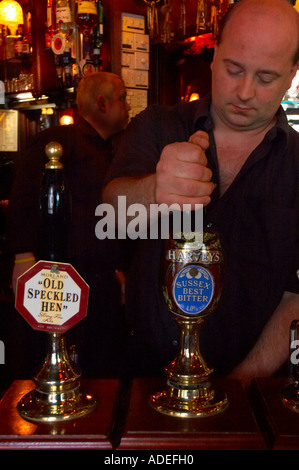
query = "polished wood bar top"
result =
(0, 379, 120, 450)
(2, 377, 299, 450)
(116, 378, 266, 450)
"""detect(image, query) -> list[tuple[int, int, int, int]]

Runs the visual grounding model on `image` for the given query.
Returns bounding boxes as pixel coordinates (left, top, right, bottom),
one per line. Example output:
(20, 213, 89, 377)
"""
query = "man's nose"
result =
(236, 74, 255, 101)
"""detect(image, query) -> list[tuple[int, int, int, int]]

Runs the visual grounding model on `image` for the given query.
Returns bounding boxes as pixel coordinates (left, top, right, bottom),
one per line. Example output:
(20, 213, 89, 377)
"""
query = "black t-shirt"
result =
(106, 97, 299, 376)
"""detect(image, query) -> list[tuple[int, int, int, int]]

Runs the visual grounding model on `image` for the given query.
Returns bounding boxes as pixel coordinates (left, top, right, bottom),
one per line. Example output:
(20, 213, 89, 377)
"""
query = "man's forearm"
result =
(230, 291, 299, 387)
(103, 175, 156, 209)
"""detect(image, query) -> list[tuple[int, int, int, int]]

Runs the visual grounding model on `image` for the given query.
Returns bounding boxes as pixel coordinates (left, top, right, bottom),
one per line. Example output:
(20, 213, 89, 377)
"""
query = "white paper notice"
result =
(0, 110, 18, 152)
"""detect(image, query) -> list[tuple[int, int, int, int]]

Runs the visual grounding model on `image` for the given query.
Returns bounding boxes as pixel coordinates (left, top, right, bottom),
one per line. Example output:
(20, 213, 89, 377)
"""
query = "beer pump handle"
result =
(39, 141, 71, 262)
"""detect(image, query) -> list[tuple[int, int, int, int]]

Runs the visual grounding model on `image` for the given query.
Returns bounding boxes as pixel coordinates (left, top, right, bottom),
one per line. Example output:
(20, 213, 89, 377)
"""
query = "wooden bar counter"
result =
(0, 379, 120, 450)
(2, 376, 299, 450)
(251, 377, 299, 450)
(116, 378, 266, 450)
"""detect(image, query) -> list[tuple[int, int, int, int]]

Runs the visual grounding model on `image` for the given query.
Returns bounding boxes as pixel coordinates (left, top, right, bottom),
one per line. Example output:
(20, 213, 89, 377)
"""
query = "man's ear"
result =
(96, 94, 106, 112)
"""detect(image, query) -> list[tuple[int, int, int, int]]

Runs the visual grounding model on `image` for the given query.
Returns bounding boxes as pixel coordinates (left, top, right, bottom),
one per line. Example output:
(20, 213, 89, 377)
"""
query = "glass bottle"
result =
(45, 0, 54, 48)
(196, 0, 207, 32)
(92, 47, 101, 72)
(14, 24, 23, 58)
(62, 41, 73, 87)
(75, 0, 98, 59)
(55, 0, 73, 39)
(54, 53, 64, 86)
(93, 0, 103, 49)
(76, 0, 98, 32)
(22, 12, 32, 57)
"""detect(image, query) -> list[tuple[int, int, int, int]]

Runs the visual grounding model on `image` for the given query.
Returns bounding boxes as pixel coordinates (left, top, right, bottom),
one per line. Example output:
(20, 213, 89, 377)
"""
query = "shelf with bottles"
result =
(0, 8, 33, 95)
(1, 0, 106, 104)
(3, 85, 78, 114)
(47, 0, 105, 91)
(0, 57, 33, 95)
(0, 11, 32, 61)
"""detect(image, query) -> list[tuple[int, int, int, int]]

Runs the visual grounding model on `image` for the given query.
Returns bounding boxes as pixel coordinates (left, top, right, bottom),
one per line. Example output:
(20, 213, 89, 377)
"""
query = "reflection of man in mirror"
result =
(0, 80, 4, 104)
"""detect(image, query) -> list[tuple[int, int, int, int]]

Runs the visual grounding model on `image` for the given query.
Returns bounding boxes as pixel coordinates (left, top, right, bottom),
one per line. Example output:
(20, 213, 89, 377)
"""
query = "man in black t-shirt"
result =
(103, 0, 299, 386)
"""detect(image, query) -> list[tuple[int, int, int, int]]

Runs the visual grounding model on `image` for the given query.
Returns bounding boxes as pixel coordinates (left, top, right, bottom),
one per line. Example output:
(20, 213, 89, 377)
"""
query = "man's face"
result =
(210, 11, 298, 132)
(106, 79, 131, 133)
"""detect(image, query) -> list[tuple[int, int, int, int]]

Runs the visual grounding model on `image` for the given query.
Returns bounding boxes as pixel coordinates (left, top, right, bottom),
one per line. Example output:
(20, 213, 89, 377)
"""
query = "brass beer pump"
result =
(151, 211, 228, 417)
(16, 142, 96, 422)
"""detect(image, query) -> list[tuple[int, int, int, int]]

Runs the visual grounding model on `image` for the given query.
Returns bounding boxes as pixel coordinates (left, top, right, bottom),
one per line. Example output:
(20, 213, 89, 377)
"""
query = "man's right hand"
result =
(155, 131, 214, 209)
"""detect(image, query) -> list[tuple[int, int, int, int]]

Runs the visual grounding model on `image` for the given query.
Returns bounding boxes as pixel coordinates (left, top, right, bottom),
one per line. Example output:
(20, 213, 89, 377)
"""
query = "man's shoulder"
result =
(33, 124, 76, 143)
(131, 99, 207, 136)
(143, 99, 205, 120)
(24, 124, 78, 168)
(30, 124, 78, 154)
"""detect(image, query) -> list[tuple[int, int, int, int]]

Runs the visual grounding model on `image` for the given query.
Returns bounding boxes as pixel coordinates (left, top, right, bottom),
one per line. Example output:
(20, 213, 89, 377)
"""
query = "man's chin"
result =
(222, 110, 260, 131)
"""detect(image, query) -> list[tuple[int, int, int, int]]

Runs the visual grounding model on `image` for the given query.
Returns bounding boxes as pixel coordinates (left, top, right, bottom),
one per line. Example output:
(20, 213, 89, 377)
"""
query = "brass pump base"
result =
(151, 381, 228, 418)
(281, 381, 299, 413)
(17, 388, 96, 423)
(150, 317, 228, 418)
(17, 332, 96, 423)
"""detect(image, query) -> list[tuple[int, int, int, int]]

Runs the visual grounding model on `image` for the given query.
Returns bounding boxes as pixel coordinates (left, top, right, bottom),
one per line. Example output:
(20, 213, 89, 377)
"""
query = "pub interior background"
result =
(1, 0, 299, 450)
(0, 0, 225, 395)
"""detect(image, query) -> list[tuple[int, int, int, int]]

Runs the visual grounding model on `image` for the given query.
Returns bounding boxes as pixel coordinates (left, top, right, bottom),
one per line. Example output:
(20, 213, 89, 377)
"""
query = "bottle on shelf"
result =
(0, 26, 14, 61)
(22, 12, 32, 57)
(54, 53, 64, 87)
(14, 24, 24, 58)
(62, 41, 74, 87)
(45, 0, 54, 48)
(89, 0, 103, 70)
(55, 0, 73, 40)
(196, 0, 207, 32)
(76, 0, 98, 33)
(93, 0, 103, 50)
(75, 0, 98, 59)
(50, 0, 76, 87)
(92, 47, 102, 72)
(51, 0, 74, 55)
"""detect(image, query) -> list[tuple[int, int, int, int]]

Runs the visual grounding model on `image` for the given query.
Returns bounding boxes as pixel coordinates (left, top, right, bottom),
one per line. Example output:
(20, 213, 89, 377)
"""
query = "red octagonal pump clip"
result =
(15, 261, 89, 333)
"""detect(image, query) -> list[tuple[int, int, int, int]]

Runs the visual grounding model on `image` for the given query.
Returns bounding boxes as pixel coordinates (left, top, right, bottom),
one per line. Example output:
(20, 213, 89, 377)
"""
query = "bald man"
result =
(103, 0, 299, 386)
